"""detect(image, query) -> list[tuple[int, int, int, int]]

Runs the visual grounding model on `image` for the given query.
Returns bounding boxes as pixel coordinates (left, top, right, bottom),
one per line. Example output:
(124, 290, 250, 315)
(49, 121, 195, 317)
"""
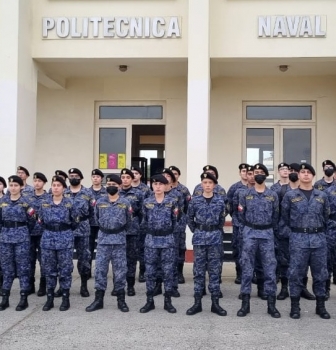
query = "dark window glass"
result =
(246, 106, 312, 120)
(99, 128, 126, 169)
(99, 106, 163, 119)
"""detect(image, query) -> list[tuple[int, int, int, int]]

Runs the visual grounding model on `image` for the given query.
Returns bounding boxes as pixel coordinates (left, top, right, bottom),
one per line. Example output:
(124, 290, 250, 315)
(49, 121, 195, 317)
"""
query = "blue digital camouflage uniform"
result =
(281, 188, 329, 297)
(238, 187, 279, 296)
(64, 186, 94, 277)
(119, 187, 143, 281)
(0, 195, 36, 292)
(314, 178, 335, 192)
(187, 194, 226, 297)
(94, 196, 132, 291)
(22, 185, 34, 195)
(39, 196, 78, 291)
(141, 195, 179, 295)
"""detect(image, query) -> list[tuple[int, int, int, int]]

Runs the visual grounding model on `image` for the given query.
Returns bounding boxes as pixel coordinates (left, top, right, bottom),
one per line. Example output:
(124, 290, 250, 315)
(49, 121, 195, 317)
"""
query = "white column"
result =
(0, 0, 37, 180)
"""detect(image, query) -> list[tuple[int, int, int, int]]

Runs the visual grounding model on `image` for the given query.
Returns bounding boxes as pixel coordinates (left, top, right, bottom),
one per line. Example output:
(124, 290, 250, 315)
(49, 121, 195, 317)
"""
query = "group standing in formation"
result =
(0, 159, 335, 319)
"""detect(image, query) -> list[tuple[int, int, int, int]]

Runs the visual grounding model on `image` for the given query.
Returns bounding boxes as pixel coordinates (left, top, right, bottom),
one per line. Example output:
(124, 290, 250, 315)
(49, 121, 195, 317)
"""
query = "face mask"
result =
(69, 178, 81, 186)
(106, 186, 119, 196)
(254, 174, 266, 185)
(324, 168, 334, 177)
(288, 173, 299, 182)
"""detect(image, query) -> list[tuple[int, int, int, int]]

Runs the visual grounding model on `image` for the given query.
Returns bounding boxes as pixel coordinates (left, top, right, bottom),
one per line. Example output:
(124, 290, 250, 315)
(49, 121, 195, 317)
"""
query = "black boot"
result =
(237, 294, 250, 317)
(178, 263, 185, 284)
(186, 296, 202, 315)
(127, 277, 136, 297)
(86, 290, 104, 312)
(16, 291, 29, 311)
(117, 290, 129, 312)
(42, 289, 54, 311)
(138, 265, 146, 283)
(257, 279, 267, 300)
(54, 286, 62, 298)
(290, 296, 301, 319)
(140, 294, 155, 313)
(59, 289, 70, 311)
(316, 296, 331, 319)
(28, 277, 35, 295)
(277, 277, 289, 300)
(252, 272, 257, 284)
(234, 265, 241, 284)
(0, 290, 10, 311)
(111, 288, 117, 296)
(171, 287, 180, 298)
(164, 293, 176, 313)
(153, 280, 162, 296)
(301, 277, 315, 300)
(211, 296, 227, 316)
(267, 295, 281, 318)
(325, 279, 331, 301)
(37, 277, 47, 297)
(219, 290, 223, 298)
(0, 275, 3, 296)
(80, 275, 90, 297)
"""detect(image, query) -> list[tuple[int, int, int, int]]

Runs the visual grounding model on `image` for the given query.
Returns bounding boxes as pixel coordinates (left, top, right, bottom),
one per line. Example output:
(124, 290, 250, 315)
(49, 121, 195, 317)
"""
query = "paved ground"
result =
(0, 262, 336, 350)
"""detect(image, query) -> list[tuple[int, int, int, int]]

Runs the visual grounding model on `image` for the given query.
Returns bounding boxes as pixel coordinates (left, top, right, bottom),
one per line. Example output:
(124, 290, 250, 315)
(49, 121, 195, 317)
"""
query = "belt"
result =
(148, 230, 173, 237)
(44, 223, 72, 232)
(99, 226, 126, 234)
(329, 214, 336, 221)
(291, 227, 324, 234)
(245, 222, 273, 230)
(195, 224, 219, 232)
(2, 221, 27, 228)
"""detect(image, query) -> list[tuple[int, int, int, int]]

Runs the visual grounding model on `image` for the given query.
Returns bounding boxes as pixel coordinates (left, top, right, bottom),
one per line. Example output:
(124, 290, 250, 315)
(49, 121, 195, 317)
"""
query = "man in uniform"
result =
(314, 160, 335, 191)
(16, 166, 34, 194)
(281, 163, 330, 319)
(271, 163, 290, 193)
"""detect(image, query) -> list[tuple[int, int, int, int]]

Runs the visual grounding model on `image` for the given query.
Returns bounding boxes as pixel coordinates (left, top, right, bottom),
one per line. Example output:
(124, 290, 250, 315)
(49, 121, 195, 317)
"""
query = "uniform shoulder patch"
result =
(145, 203, 155, 209)
(315, 197, 324, 203)
(98, 204, 109, 208)
(246, 195, 253, 200)
(291, 197, 303, 203)
(65, 203, 72, 208)
(117, 203, 127, 209)
(42, 203, 50, 207)
(81, 195, 90, 201)
(265, 196, 275, 201)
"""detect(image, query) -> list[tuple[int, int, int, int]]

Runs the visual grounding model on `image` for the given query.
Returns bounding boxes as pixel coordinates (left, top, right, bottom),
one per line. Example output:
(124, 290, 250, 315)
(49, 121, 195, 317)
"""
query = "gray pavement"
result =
(0, 262, 336, 350)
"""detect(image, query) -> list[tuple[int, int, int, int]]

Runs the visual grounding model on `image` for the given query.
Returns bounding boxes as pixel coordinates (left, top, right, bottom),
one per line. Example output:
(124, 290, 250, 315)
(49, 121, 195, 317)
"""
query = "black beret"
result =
(322, 160, 336, 169)
(106, 174, 122, 185)
(239, 163, 249, 170)
(162, 168, 176, 183)
(169, 166, 181, 175)
(17, 166, 30, 176)
(299, 163, 316, 176)
(130, 166, 143, 176)
(8, 175, 24, 186)
(151, 174, 168, 184)
(254, 163, 269, 177)
(203, 165, 219, 179)
(278, 162, 290, 170)
(52, 176, 67, 189)
(289, 163, 300, 172)
(247, 165, 254, 172)
(68, 168, 84, 179)
(120, 168, 135, 179)
(33, 172, 48, 183)
(91, 169, 104, 178)
(200, 172, 218, 184)
(0, 176, 7, 188)
(55, 170, 68, 179)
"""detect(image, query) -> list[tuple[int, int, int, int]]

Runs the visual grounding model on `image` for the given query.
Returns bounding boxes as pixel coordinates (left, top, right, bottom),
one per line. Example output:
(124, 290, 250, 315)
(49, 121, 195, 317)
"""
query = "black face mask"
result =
(324, 168, 334, 177)
(106, 186, 119, 196)
(254, 174, 266, 185)
(69, 178, 81, 186)
(289, 173, 299, 182)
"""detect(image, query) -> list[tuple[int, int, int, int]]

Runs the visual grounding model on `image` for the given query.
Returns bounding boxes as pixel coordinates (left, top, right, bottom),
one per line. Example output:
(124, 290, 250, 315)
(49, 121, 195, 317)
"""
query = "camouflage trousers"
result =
(74, 236, 91, 276)
(30, 235, 44, 279)
(126, 235, 138, 279)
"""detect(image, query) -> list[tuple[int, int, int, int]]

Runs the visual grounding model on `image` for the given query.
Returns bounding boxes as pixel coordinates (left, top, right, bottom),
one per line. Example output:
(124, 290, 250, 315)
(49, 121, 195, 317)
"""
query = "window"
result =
(99, 106, 163, 119)
(246, 106, 312, 120)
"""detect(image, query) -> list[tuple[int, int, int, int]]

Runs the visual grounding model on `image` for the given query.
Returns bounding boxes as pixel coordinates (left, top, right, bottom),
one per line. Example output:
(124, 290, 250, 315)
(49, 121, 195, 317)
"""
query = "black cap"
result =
(130, 166, 143, 176)
(91, 169, 104, 178)
(247, 165, 254, 172)
(203, 165, 219, 179)
(278, 162, 290, 170)
(322, 160, 336, 169)
(169, 166, 181, 175)
(0, 177, 7, 188)
(162, 168, 176, 183)
(33, 172, 48, 183)
(55, 170, 68, 179)
(106, 174, 122, 185)
(289, 163, 300, 172)
(299, 163, 316, 176)
(52, 176, 67, 189)
(68, 168, 84, 179)
(120, 168, 135, 179)
(151, 174, 168, 184)
(200, 172, 218, 184)
(239, 163, 249, 170)
(8, 175, 24, 186)
(17, 166, 30, 177)
(254, 163, 269, 177)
